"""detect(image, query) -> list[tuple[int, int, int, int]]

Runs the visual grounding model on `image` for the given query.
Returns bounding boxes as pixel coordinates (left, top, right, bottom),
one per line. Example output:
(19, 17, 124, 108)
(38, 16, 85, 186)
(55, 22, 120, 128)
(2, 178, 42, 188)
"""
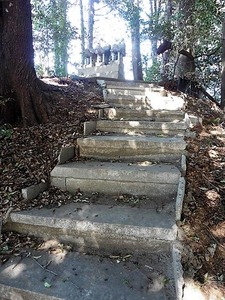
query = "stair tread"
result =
(0, 243, 175, 300)
(51, 161, 181, 183)
(9, 202, 175, 230)
(78, 134, 186, 143)
(97, 119, 187, 127)
(7, 202, 177, 241)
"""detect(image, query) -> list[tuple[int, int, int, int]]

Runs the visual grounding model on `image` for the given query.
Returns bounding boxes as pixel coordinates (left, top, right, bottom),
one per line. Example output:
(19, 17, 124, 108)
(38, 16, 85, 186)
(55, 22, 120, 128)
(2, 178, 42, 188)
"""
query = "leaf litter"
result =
(0, 78, 225, 298)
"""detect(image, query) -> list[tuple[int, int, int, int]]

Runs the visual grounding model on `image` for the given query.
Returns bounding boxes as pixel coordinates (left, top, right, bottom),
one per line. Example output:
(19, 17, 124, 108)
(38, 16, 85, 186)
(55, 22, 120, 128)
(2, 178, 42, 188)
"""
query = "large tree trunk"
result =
(149, 0, 162, 63)
(221, 16, 225, 109)
(130, 2, 143, 81)
(51, 0, 68, 77)
(176, 0, 196, 92)
(79, 0, 86, 66)
(87, 0, 95, 49)
(0, 0, 48, 126)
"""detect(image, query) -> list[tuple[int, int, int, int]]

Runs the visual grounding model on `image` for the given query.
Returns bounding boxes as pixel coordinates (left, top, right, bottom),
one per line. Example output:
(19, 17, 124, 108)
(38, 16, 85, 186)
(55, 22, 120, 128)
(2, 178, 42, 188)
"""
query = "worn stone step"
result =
(106, 99, 184, 111)
(96, 120, 187, 136)
(107, 102, 152, 110)
(4, 201, 178, 252)
(0, 240, 176, 300)
(50, 160, 181, 198)
(77, 135, 186, 161)
(106, 87, 146, 96)
(105, 93, 149, 104)
(146, 91, 185, 110)
(105, 92, 185, 111)
(98, 78, 160, 90)
(103, 107, 185, 121)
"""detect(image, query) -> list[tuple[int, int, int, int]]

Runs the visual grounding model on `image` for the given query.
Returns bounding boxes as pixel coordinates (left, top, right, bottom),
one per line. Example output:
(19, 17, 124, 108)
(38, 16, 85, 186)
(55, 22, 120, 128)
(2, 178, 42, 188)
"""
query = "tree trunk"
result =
(149, 1, 163, 67)
(51, 0, 68, 76)
(0, 0, 48, 126)
(176, 0, 196, 92)
(178, 0, 195, 49)
(130, 2, 143, 81)
(151, 39, 158, 63)
(79, 0, 86, 66)
(221, 15, 225, 109)
(161, 0, 173, 82)
(87, 0, 95, 49)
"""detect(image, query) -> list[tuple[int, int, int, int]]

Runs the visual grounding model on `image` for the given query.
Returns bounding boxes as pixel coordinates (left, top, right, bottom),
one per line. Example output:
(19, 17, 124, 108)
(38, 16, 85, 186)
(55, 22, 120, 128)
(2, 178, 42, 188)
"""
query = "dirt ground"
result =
(0, 78, 225, 299)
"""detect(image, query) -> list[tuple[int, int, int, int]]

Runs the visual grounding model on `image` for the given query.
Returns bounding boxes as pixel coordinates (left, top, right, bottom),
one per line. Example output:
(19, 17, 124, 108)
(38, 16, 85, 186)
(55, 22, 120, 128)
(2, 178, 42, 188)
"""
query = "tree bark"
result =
(176, 0, 196, 92)
(0, 0, 48, 126)
(221, 15, 225, 109)
(130, 2, 143, 81)
(178, 0, 195, 49)
(79, 0, 86, 66)
(87, 0, 95, 49)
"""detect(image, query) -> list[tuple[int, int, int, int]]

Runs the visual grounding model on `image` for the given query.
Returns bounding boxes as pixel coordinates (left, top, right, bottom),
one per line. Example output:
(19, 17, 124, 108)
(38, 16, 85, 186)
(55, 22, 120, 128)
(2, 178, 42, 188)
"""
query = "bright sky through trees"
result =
(67, 1, 130, 76)
(66, 0, 150, 79)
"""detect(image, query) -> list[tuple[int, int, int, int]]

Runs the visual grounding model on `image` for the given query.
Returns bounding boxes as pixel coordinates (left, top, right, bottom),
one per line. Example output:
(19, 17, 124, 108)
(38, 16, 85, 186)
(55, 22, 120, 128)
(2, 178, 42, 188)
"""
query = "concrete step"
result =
(146, 92, 185, 110)
(107, 102, 152, 110)
(77, 135, 186, 161)
(96, 120, 187, 136)
(98, 78, 161, 90)
(0, 240, 176, 300)
(105, 92, 185, 111)
(106, 87, 146, 96)
(50, 160, 181, 198)
(104, 107, 185, 121)
(105, 94, 149, 105)
(4, 201, 178, 252)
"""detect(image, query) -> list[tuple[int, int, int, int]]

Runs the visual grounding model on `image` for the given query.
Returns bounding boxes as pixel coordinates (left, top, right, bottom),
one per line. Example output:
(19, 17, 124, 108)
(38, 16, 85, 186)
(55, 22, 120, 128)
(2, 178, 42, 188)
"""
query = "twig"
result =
(32, 257, 58, 276)
(205, 226, 225, 250)
(202, 174, 220, 191)
(12, 251, 30, 269)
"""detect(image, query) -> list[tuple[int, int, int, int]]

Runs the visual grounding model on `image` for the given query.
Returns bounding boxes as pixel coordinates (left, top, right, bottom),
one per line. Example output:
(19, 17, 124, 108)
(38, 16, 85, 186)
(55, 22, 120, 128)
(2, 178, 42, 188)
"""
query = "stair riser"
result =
(106, 95, 150, 105)
(107, 101, 184, 110)
(79, 152, 183, 162)
(4, 219, 175, 254)
(51, 161, 180, 182)
(78, 142, 185, 161)
(97, 127, 185, 136)
(96, 121, 187, 136)
(106, 88, 146, 96)
(100, 80, 158, 89)
(104, 108, 185, 121)
(51, 176, 178, 198)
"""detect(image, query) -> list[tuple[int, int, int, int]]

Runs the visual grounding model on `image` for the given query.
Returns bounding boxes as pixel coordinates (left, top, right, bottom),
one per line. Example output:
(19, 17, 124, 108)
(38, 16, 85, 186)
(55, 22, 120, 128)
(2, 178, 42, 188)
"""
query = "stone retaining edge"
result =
(172, 243, 184, 300)
(21, 182, 49, 201)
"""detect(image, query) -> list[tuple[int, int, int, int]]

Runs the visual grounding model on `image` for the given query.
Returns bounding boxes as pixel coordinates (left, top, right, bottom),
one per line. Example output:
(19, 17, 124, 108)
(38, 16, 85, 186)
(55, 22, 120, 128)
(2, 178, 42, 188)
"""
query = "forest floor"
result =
(0, 78, 225, 299)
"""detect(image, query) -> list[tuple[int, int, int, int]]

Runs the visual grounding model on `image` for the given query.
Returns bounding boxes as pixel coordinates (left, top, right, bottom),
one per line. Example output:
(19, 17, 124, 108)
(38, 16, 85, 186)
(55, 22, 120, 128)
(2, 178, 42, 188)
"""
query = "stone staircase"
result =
(1, 79, 188, 300)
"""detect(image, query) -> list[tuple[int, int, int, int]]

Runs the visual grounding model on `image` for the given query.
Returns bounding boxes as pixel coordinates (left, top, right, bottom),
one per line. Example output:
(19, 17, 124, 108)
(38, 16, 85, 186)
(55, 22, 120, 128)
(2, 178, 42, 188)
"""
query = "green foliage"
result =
(104, 0, 141, 29)
(0, 124, 12, 139)
(144, 60, 161, 82)
(140, 0, 224, 101)
(32, 0, 77, 77)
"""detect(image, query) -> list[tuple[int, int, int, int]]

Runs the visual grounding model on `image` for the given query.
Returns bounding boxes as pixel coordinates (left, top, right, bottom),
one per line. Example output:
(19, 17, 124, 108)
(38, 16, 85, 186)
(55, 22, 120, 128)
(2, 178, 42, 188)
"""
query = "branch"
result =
(32, 257, 58, 276)
(178, 49, 194, 60)
(205, 226, 225, 250)
(199, 85, 219, 106)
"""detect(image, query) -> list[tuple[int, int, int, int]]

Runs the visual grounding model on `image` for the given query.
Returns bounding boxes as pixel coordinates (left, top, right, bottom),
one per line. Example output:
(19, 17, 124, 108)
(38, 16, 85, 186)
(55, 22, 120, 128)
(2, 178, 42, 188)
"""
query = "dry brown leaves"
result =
(0, 78, 103, 217)
(1, 81, 225, 295)
(181, 97, 225, 295)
